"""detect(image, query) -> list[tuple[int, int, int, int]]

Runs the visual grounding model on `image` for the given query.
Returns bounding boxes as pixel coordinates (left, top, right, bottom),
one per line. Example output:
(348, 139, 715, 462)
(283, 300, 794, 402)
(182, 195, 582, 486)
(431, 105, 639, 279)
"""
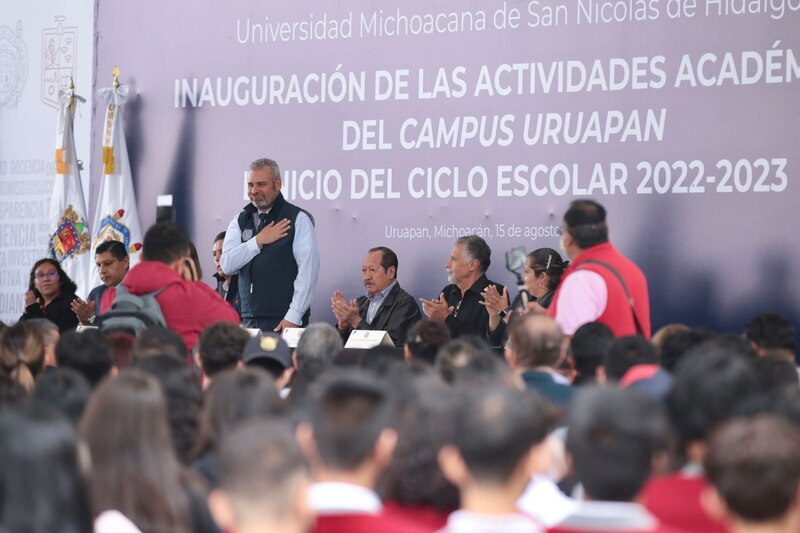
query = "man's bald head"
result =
(508, 314, 564, 369)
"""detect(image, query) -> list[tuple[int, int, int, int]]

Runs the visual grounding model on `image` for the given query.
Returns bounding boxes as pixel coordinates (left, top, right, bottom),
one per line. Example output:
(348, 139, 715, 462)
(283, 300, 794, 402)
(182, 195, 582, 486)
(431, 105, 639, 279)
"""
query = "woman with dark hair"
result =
(523, 247, 568, 309)
(192, 368, 285, 488)
(485, 247, 568, 343)
(20, 258, 79, 332)
(80, 370, 214, 533)
(0, 322, 46, 393)
(403, 319, 452, 366)
(380, 377, 459, 529)
(0, 404, 93, 533)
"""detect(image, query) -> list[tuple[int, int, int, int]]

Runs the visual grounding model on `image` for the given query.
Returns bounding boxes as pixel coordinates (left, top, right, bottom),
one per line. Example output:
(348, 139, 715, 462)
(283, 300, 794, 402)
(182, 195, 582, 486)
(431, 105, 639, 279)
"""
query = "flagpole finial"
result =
(113, 66, 120, 88)
(68, 77, 76, 112)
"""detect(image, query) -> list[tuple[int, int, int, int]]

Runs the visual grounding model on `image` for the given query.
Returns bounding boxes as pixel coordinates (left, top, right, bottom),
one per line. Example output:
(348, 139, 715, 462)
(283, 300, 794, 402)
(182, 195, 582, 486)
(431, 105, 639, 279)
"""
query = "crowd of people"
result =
(2, 158, 800, 533)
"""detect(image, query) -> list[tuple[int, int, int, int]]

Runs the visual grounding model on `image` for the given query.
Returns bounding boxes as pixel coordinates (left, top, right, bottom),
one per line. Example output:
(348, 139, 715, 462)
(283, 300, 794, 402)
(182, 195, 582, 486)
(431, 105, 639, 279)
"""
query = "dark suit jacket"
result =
(87, 284, 108, 316)
(341, 282, 422, 347)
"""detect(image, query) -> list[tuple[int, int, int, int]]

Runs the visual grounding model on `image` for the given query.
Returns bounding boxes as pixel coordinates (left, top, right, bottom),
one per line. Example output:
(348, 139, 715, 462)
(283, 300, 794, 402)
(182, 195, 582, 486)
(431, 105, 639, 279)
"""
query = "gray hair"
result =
(249, 158, 281, 180)
(456, 235, 491, 273)
(295, 323, 343, 370)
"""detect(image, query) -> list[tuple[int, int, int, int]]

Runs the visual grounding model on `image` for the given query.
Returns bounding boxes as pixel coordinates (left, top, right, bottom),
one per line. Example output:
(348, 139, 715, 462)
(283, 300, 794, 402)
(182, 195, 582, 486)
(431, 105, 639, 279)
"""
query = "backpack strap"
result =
(577, 259, 645, 336)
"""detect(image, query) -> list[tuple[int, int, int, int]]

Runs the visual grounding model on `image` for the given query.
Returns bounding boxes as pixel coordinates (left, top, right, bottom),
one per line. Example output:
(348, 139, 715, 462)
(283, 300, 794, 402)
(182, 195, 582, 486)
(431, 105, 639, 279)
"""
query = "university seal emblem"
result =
(41, 16, 77, 109)
(93, 209, 143, 255)
(49, 205, 90, 261)
(0, 20, 28, 109)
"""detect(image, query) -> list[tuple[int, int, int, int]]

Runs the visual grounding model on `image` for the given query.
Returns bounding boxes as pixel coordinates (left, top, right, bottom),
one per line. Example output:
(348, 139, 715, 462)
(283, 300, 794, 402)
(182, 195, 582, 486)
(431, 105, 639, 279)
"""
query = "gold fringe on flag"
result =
(103, 146, 115, 174)
(55, 148, 66, 175)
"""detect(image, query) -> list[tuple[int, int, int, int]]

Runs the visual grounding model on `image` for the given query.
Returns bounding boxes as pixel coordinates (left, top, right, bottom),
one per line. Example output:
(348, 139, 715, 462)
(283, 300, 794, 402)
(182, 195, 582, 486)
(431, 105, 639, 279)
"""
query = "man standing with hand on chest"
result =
(221, 158, 320, 332)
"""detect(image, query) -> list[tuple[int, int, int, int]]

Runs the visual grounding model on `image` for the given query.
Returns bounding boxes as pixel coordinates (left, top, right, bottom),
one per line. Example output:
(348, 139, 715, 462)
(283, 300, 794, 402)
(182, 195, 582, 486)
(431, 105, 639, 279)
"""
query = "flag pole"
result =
(113, 65, 120, 88)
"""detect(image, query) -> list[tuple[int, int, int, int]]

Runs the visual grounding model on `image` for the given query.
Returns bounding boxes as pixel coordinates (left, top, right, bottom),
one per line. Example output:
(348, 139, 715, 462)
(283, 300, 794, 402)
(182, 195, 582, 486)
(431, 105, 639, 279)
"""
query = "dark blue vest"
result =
(236, 194, 308, 322)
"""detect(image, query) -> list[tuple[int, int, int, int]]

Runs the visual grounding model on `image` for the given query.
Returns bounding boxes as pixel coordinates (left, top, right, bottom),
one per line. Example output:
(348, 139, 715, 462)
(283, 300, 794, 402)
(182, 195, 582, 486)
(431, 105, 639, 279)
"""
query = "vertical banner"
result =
(0, 7, 94, 324)
(89, 82, 143, 290)
(48, 86, 91, 297)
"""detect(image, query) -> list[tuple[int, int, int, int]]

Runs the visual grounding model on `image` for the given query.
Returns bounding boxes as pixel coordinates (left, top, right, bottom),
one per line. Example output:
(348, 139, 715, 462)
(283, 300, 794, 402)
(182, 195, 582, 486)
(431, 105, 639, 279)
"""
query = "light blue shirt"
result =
(366, 280, 397, 325)
(220, 207, 319, 325)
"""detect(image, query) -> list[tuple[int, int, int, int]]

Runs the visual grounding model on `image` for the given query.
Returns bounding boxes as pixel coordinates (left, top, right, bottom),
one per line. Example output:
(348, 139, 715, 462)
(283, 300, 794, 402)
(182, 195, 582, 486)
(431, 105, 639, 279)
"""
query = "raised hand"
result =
(420, 292, 454, 322)
(71, 297, 96, 324)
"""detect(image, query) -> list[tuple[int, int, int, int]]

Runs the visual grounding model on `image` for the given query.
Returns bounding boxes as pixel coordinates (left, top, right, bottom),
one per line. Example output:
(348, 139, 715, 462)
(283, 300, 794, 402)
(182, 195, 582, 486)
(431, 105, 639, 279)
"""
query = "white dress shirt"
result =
(220, 207, 319, 325)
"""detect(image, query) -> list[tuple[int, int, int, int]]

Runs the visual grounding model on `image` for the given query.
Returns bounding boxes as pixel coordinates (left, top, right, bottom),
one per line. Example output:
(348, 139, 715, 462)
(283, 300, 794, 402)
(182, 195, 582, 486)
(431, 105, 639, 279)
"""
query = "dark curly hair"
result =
(28, 258, 77, 296)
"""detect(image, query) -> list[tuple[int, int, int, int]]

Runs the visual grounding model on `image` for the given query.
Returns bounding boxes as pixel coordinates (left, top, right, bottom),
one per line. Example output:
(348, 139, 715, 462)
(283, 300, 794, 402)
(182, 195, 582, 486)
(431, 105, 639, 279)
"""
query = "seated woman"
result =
(20, 259, 79, 332)
(486, 247, 568, 345)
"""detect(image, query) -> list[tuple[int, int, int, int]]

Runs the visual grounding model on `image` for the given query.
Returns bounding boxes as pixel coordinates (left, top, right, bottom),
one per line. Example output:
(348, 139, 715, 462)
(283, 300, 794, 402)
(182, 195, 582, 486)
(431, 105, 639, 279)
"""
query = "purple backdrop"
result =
(92, 0, 800, 334)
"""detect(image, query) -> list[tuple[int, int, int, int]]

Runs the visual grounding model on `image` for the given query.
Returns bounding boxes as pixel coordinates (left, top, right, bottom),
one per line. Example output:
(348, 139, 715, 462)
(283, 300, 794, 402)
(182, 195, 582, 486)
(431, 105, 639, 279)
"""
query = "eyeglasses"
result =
(34, 270, 59, 281)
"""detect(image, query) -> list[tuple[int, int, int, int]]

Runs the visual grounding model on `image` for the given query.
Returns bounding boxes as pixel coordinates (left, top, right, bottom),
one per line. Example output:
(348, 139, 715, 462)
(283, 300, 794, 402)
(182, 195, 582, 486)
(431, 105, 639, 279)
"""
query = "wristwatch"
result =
(498, 306, 513, 319)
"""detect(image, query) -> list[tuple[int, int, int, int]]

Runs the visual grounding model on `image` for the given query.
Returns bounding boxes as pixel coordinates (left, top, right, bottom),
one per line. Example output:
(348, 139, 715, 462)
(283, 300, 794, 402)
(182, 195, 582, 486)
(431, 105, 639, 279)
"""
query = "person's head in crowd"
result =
(243, 332, 294, 390)
(296, 372, 397, 489)
(404, 319, 452, 366)
(186, 240, 204, 281)
(380, 378, 460, 515)
(505, 313, 564, 371)
(438, 386, 555, 513)
(746, 312, 797, 360)
(196, 321, 250, 388)
(524, 247, 568, 301)
(658, 327, 715, 373)
(94, 239, 130, 288)
(362, 246, 398, 296)
(436, 335, 500, 384)
(446, 235, 491, 289)
(0, 374, 26, 411)
(570, 321, 614, 386)
(27, 258, 78, 305)
(0, 320, 6, 335)
(667, 338, 762, 464)
(135, 354, 203, 465)
(32, 367, 91, 426)
(651, 323, 688, 358)
(717, 332, 759, 359)
(104, 329, 136, 370)
(604, 335, 657, 382)
(211, 231, 227, 279)
(25, 318, 60, 368)
(0, 321, 45, 392)
(567, 387, 668, 502)
(194, 369, 284, 467)
(208, 420, 312, 533)
(754, 353, 800, 394)
(704, 416, 800, 532)
(293, 322, 342, 372)
(132, 325, 188, 363)
(141, 221, 191, 267)
(560, 199, 609, 260)
(80, 370, 194, 532)
(0, 404, 93, 533)
(56, 329, 113, 388)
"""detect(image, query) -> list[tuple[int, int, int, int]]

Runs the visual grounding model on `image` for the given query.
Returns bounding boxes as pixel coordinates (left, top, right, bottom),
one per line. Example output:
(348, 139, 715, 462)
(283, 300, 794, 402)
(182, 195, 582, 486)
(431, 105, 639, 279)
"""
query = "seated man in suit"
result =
(71, 240, 129, 325)
(331, 246, 421, 347)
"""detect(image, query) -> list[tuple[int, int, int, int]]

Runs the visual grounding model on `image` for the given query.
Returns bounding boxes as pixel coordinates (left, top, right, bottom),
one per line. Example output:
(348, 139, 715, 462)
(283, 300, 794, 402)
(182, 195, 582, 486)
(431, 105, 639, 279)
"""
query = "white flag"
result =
(48, 87, 92, 298)
(89, 83, 143, 290)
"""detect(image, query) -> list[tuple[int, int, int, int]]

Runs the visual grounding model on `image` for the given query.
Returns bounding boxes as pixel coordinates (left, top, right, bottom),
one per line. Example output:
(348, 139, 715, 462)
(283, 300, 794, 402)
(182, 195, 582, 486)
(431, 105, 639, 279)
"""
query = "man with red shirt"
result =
(548, 200, 650, 339)
(121, 222, 239, 353)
